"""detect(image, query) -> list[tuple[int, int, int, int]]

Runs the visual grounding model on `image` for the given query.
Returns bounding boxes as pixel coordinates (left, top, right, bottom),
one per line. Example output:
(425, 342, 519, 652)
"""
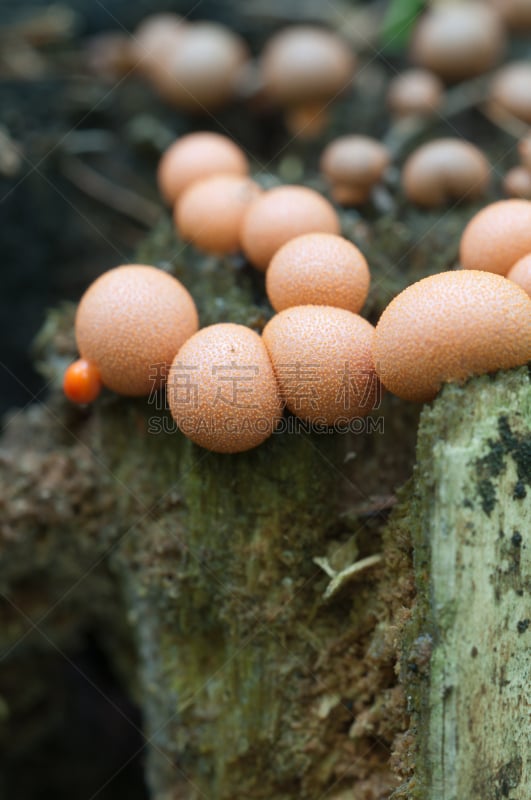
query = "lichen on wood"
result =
(396, 366, 531, 800)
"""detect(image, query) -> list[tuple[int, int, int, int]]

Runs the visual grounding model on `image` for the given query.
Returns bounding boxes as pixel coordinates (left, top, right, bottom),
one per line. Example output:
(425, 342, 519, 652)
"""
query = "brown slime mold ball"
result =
(75, 265, 198, 396)
(387, 69, 444, 117)
(519, 135, 531, 171)
(167, 324, 282, 453)
(241, 185, 340, 271)
(507, 254, 531, 297)
(402, 139, 490, 208)
(490, 62, 531, 124)
(175, 174, 262, 255)
(157, 23, 249, 112)
(263, 305, 380, 425)
(157, 132, 248, 206)
(503, 166, 531, 200)
(266, 233, 370, 313)
(260, 26, 355, 107)
(460, 199, 531, 275)
(492, 0, 531, 31)
(320, 135, 390, 207)
(132, 13, 187, 80)
(373, 270, 531, 403)
(410, 2, 505, 81)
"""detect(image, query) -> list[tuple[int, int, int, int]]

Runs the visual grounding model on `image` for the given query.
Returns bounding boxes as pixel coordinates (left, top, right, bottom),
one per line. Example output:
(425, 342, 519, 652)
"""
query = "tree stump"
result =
(0, 216, 529, 799)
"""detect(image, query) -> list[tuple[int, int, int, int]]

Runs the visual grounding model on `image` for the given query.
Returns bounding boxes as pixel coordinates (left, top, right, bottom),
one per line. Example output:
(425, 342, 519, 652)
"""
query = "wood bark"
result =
(399, 367, 531, 800)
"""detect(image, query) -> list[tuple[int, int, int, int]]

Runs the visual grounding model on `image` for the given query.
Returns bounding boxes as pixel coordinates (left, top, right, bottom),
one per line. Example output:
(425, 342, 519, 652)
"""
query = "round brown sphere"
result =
(263, 305, 380, 425)
(491, 0, 531, 31)
(75, 265, 199, 396)
(460, 199, 531, 274)
(134, 13, 187, 53)
(410, 2, 505, 81)
(519, 135, 531, 170)
(387, 69, 444, 117)
(507, 254, 531, 297)
(152, 22, 249, 111)
(157, 132, 249, 206)
(503, 166, 531, 199)
(175, 174, 262, 255)
(260, 26, 356, 107)
(266, 233, 370, 313)
(373, 270, 531, 403)
(167, 324, 282, 453)
(320, 135, 390, 205)
(402, 139, 490, 208)
(132, 13, 187, 81)
(240, 185, 340, 271)
(490, 62, 531, 124)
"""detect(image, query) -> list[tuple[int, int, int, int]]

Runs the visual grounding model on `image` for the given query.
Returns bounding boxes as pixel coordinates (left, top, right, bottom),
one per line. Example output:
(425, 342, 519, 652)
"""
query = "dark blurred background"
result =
(0, 0, 303, 417)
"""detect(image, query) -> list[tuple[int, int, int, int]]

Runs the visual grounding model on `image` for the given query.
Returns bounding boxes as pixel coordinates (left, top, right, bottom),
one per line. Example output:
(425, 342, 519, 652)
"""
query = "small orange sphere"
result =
(175, 174, 262, 254)
(63, 359, 102, 404)
(263, 305, 380, 425)
(373, 270, 531, 402)
(460, 199, 531, 275)
(507, 254, 531, 297)
(266, 233, 370, 313)
(167, 323, 282, 453)
(240, 185, 340, 271)
(75, 265, 199, 397)
(157, 132, 249, 206)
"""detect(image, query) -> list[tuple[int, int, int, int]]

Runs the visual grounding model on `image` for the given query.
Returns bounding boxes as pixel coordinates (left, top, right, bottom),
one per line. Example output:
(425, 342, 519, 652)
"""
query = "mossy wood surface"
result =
(0, 218, 419, 799)
(400, 368, 531, 800)
(0, 213, 529, 798)
(0, 386, 413, 799)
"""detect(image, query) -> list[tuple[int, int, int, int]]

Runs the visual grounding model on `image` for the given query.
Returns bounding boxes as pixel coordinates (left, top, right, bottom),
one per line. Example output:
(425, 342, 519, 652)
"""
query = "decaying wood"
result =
(397, 367, 531, 800)
(0, 212, 529, 799)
